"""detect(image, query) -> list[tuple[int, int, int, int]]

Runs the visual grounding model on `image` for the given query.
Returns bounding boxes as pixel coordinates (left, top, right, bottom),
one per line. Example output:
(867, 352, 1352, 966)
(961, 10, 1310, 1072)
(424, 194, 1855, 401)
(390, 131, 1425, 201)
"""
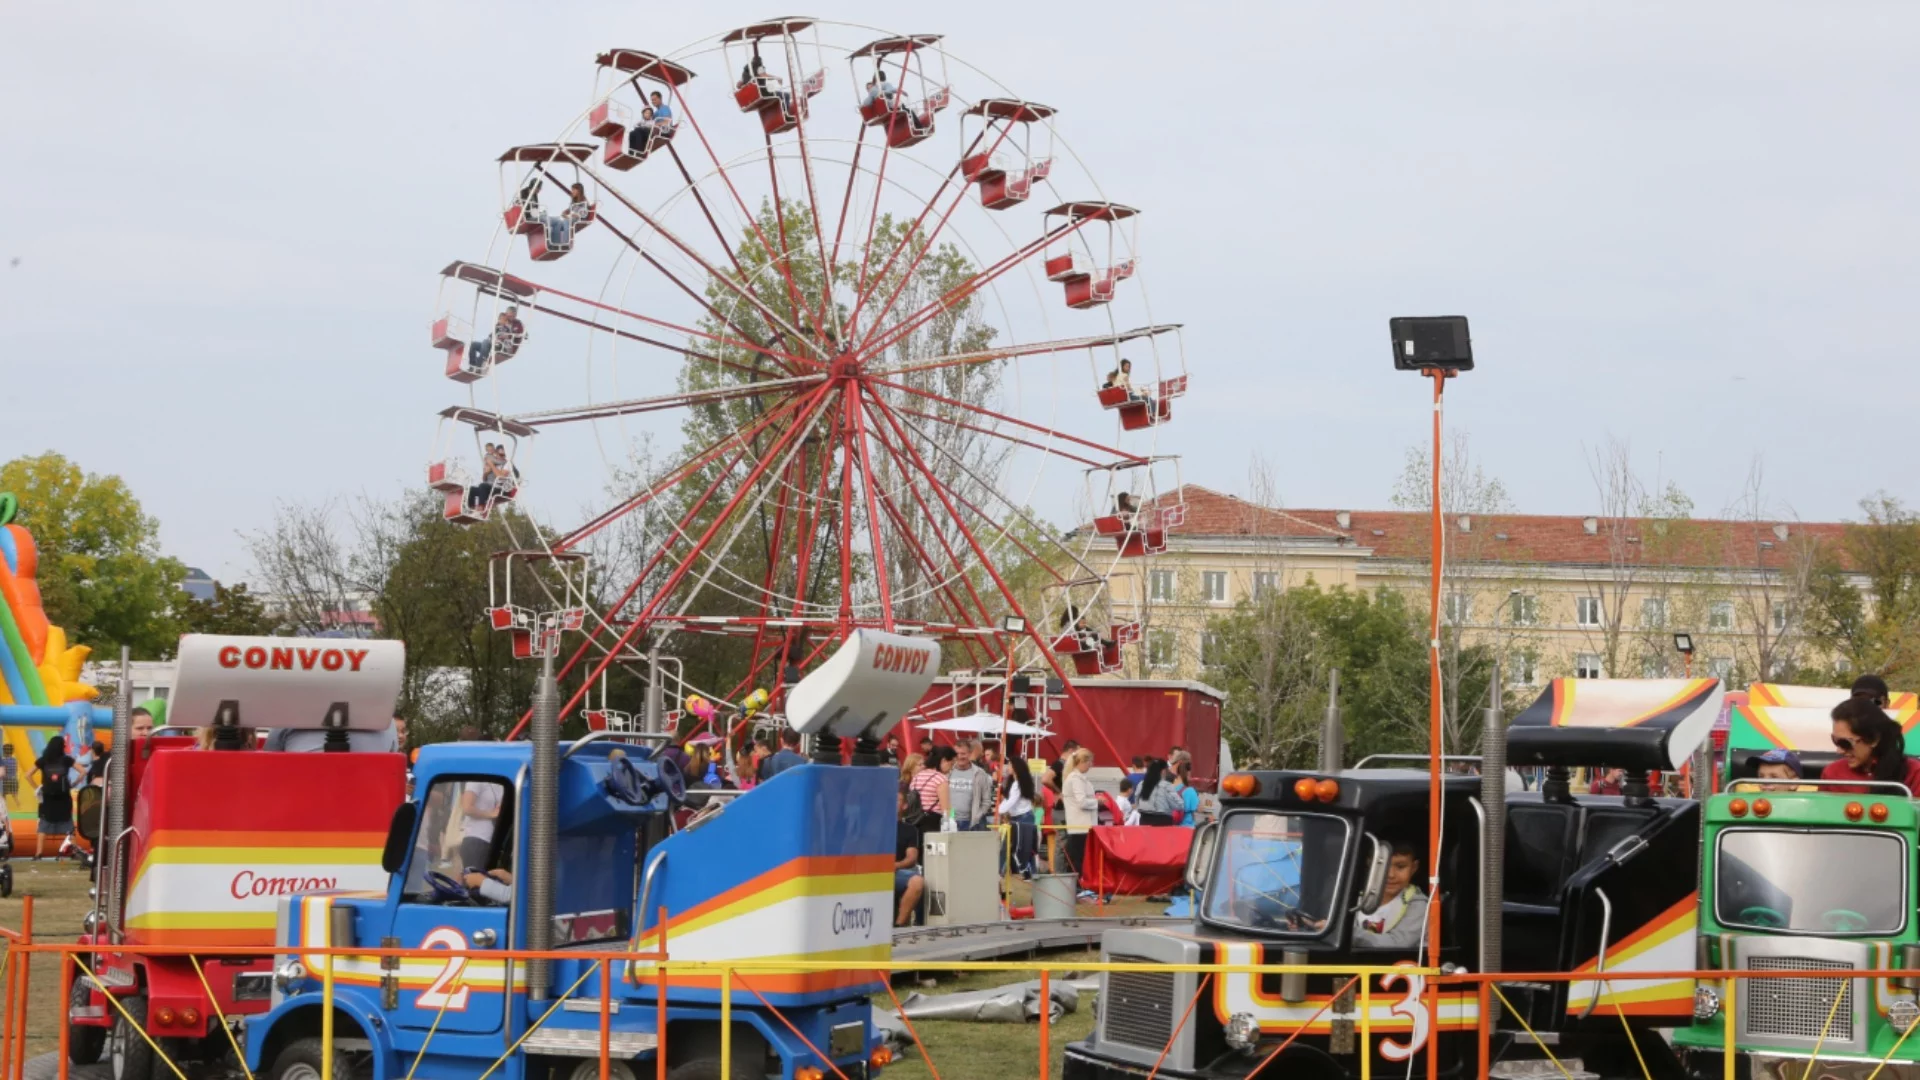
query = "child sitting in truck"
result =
(1353, 842, 1428, 950)
(1753, 748, 1816, 792)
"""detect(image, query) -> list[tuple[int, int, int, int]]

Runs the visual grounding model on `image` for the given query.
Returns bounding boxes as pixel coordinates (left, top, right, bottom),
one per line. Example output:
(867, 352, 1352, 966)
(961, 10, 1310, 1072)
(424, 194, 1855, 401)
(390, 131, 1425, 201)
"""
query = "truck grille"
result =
(1103, 959, 1177, 1052)
(1743, 956, 1855, 1042)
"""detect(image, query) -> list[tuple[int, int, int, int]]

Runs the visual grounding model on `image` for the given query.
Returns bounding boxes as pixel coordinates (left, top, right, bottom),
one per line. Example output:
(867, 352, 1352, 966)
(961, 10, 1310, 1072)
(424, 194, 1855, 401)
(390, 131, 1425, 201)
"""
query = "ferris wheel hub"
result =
(830, 352, 863, 378)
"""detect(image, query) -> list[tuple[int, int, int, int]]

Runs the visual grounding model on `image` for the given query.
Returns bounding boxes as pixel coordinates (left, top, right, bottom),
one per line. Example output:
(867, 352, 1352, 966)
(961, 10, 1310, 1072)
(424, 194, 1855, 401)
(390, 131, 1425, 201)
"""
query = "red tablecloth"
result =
(1082, 825, 1193, 895)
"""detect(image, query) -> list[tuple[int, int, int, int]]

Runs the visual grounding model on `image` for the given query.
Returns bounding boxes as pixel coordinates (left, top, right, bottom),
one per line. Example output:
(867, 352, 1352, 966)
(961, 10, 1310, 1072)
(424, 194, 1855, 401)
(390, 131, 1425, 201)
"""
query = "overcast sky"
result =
(4, 2, 1916, 583)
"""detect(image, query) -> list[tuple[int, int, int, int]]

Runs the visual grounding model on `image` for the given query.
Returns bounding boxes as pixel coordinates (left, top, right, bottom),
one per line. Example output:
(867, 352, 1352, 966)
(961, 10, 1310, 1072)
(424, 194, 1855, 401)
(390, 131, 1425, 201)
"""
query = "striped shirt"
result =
(910, 768, 944, 812)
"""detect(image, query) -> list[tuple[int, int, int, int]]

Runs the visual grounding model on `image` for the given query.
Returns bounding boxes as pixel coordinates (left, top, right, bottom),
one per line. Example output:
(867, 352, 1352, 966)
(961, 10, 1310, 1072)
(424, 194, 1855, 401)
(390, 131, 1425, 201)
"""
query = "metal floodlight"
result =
(1389, 316, 1473, 372)
(1001, 615, 1027, 634)
(1673, 633, 1694, 655)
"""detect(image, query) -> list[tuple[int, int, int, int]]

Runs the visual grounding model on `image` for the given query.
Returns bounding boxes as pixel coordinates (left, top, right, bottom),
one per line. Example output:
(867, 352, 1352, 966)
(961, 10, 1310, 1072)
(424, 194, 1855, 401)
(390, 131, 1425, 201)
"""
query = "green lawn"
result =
(0, 856, 96, 1058)
(879, 949, 1102, 1079)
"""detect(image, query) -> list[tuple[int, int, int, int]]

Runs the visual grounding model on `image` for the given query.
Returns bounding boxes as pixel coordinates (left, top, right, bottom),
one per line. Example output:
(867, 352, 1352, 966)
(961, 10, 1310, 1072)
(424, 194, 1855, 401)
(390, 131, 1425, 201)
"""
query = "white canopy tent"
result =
(916, 713, 1048, 737)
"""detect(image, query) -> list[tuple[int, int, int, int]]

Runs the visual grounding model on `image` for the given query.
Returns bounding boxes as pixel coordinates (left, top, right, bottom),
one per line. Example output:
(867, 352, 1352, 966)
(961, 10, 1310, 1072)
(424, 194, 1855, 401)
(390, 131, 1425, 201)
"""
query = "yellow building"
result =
(1101, 486, 1854, 689)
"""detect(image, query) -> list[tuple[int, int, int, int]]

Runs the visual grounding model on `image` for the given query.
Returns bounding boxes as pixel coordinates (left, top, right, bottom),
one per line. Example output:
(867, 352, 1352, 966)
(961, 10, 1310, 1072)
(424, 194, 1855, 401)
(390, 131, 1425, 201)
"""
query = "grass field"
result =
(0, 860, 1129, 1077)
(879, 949, 1103, 1079)
(0, 856, 97, 1058)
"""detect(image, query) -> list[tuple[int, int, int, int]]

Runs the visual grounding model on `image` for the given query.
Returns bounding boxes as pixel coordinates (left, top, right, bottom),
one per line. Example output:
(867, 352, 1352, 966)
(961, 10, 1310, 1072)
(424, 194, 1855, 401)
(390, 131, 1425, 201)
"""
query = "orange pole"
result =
(1038, 969, 1051, 1080)
(58, 951, 74, 1080)
(17, 896, 36, 1080)
(1424, 370, 1448, 1080)
(2, 945, 14, 1080)
(1476, 980, 1491, 1080)
(599, 957, 611, 1080)
(656, 906, 669, 1080)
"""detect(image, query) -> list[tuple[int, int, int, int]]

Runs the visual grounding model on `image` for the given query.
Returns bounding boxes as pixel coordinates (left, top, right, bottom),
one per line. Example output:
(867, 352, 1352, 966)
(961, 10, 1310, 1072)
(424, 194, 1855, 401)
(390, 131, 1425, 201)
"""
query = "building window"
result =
(1509, 592, 1539, 626)
(1147, 629, 1176, 669)
(1200, 631, 1222, 668)
(1708, 601, 1733, 631)
(1641, 596, 1667, 629)
(1769, 657, 1791, 680)
(1507, 651, 1538, 687)
(1771, 601, 1788, 632)
(1445, 593, 1472, 625)
(1253, 571, 1279, 599)
(1707, 656, 1734, 683)
(1576, 596, 1603, 628)
(1149, 569, 1175, 603)
(1575, 653, 1603, 679)
(1641, 655, 1667, 678)
(1202, 571, 1228, 605)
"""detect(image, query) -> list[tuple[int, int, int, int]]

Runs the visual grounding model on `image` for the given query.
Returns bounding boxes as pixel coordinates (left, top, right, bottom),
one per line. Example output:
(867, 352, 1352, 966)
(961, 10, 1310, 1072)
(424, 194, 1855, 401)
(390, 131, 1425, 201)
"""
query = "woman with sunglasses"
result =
(1821, 696, 1920, 793)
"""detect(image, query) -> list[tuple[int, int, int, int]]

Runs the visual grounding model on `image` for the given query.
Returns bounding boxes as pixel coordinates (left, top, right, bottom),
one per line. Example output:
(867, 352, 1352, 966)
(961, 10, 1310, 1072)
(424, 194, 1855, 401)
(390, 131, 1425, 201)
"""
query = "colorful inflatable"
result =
(0, 492, 115, 854)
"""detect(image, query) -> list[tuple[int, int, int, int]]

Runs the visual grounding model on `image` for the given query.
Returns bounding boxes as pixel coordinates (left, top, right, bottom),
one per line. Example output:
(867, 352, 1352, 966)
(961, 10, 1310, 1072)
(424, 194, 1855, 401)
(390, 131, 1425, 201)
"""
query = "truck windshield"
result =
(1203, 811, 1350, 935)
(1716, 828, 1907, 935)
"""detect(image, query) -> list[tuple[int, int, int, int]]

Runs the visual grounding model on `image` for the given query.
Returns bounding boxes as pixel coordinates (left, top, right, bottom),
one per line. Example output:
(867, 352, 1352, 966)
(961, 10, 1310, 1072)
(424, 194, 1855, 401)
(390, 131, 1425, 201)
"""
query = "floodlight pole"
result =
(1423, 366, 1453, 1080)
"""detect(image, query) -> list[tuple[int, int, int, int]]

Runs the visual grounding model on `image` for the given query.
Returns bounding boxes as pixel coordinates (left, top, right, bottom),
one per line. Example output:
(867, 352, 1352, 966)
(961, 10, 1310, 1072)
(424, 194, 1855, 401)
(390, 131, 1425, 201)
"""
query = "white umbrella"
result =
(916, 713, 1048, 737)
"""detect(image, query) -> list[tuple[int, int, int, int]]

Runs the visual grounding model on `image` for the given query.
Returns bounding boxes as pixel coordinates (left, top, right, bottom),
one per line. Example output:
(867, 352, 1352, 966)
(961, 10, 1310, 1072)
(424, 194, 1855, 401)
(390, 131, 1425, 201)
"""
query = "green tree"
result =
(1806, 493, 1920, 685)
(176, 581, 279, 637)
(0, 452, 186, 658)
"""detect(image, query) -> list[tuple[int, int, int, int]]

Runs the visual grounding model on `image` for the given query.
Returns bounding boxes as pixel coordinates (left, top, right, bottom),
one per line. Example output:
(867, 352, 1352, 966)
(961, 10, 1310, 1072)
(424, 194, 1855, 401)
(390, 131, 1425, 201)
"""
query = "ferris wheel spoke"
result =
(512, 270, 814, 374)
(826, 127, 866, 286)
(855, 210, 1099, 362)
(864, 325, 1183, 380)
(555, 383, 819, 552)
(856, 392, 1012, 624)
(889, 403, 1108, 470)
(514, 379, 842, 739)
(861, 386, 1129, 764)
(789, 112, 847, 344)
(580, 158, 826, 369)
(869, 375, 1147, 468)
(842, 122, 998, 346)
(843, 384, 897, 628)
(867, 389, 1102, 586)
(761, 130, 840, 348)
(665, 83, 835, 357)
(507, 374, 826, 428)
(848, 123, 1020, 352)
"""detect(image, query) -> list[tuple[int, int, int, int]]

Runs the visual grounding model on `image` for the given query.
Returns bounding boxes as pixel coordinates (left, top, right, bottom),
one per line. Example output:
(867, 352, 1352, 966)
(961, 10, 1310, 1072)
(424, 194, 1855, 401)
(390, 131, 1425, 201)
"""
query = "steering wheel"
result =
(1822, 909, 1870, 932)
(424, 869, 472, 903)
(1738, 905, 1787, 928)
(605, 754, 649, 805)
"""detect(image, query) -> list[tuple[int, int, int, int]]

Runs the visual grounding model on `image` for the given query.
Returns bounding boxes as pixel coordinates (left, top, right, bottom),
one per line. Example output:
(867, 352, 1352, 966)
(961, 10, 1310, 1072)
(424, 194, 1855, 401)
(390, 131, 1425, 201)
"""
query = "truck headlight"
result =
(1693, 985, 1721, 1022)
(1891, 999, 1920, 1033)
(1224, 1011, 1260, 1051)
(274, 961, 308, 995)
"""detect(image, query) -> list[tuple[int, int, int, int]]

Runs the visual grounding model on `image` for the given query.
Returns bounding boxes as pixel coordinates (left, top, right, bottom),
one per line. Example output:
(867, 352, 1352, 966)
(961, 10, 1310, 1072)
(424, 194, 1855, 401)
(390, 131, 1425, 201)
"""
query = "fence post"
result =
(16, 897, 34, 1080)
(322, 947, 336, 1080)
(599, 957, 611, 1080)
(2, 945, 14, 1080)
(58, 950, 74, 1080)
(656, 906, 668, 1080)
(720, 967, 732, 1080)
(1476, 981, 1491, 1080)
(1038, 968, 1050, 1080)
(1360, 976, 1372, 1080)
(1722, 974, 1736, 1080)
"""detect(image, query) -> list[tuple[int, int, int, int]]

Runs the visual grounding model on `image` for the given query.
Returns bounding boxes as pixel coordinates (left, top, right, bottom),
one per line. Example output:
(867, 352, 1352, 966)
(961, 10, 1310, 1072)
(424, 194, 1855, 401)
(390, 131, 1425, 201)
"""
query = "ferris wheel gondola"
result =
(426, 20, 1194, 761)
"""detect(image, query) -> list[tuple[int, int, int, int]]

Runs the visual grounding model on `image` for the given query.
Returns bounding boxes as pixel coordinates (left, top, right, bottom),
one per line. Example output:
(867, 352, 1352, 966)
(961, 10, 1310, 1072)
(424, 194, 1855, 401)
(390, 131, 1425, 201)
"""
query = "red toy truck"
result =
(68, 635, 408, 1080)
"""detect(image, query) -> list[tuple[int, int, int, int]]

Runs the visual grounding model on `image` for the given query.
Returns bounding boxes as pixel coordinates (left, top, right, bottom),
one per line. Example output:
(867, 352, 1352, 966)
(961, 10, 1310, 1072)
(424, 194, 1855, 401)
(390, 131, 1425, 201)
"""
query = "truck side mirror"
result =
(380, 802, 418, 875)
(1356, 834, 1390, 915)
(1184, 821, 1219, 893)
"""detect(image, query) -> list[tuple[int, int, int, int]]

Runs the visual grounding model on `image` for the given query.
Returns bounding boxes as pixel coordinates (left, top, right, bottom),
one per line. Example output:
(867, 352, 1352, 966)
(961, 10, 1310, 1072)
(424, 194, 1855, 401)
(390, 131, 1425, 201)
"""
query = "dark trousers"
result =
(458, 836, 492, 872)
(1065, 831, 1088, 885)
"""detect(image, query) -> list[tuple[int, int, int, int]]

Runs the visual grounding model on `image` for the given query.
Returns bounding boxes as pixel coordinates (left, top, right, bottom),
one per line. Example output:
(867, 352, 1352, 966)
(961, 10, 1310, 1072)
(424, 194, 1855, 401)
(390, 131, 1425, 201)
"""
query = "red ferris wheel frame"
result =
(427, 21, 1189, 763)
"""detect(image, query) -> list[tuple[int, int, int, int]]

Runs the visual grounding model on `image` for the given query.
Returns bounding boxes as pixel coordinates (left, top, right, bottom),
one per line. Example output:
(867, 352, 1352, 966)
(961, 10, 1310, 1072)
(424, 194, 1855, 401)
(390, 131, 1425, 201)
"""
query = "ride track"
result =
(419, 19, 1194, 758)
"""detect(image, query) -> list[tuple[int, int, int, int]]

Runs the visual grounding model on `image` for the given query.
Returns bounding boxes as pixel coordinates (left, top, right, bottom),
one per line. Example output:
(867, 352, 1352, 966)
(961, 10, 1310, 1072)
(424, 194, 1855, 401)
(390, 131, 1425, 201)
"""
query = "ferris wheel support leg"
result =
(862, 387, 1128, 767)
(508, 392, 823, 740)
(517, 382, 842, 740)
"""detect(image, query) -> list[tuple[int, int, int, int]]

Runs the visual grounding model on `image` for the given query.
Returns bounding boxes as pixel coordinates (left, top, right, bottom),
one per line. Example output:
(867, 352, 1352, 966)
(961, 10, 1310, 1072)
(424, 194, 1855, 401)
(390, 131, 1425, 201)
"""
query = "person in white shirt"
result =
(1353, 843, 1428, 950)
(1117, 777, 1138, 826)
(458, 781, 503, 871)
(997, 756, 1038, 879)
(1062, 749, 1098, 892)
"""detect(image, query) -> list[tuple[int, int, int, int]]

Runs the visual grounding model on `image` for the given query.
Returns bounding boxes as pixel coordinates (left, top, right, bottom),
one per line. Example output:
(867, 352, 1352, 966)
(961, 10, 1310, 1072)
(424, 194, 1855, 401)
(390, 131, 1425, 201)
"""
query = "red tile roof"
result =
(1159, 485, 1856, 572)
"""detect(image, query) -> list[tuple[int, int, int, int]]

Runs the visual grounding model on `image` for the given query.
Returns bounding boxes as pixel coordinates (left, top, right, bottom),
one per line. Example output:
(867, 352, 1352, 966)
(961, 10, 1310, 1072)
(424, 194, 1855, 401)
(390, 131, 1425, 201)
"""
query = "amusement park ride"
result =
(420, 18, 1191, 762)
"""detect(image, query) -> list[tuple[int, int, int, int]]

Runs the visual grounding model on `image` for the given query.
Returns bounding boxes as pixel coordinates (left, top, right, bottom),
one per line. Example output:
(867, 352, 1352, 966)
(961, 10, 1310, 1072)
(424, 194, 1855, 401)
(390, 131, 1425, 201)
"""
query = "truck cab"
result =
(1065, 676, 1724, 1080)
(245, 628, 941, 1080)
(1673, 681, 1920, 1080)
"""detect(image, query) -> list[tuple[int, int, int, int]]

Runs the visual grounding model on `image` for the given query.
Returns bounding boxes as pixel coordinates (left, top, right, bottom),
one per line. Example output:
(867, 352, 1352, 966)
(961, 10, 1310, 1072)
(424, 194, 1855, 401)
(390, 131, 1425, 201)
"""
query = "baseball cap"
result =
(1757, 748, 1802, 771)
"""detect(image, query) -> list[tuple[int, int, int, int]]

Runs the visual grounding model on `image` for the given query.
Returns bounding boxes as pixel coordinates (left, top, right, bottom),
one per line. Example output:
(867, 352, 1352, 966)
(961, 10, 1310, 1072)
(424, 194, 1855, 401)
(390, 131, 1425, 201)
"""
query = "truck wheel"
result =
(267, 1036, 360, 1080)
(108, 996, 158, 1080)
(68, 977, 107, 1065)
(664, 1061, 759, 1080)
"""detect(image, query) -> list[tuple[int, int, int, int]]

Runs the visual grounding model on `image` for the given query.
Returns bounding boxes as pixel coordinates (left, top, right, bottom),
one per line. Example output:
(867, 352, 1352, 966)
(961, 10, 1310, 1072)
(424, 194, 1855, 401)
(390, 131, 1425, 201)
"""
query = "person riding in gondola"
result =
(1105, 358, 1149, 404)
(468, 306, 526, 372)
(543, 182, 593, 250)
(630, 91, 676, 159)
(862, 69, 899, 109)
(739, 50, 792, 113)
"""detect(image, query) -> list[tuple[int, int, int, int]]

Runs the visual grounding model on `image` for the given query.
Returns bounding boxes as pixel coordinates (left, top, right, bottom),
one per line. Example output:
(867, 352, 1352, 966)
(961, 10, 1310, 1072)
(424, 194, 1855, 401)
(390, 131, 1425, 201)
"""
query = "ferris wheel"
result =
(422, 18, 1193, 756)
